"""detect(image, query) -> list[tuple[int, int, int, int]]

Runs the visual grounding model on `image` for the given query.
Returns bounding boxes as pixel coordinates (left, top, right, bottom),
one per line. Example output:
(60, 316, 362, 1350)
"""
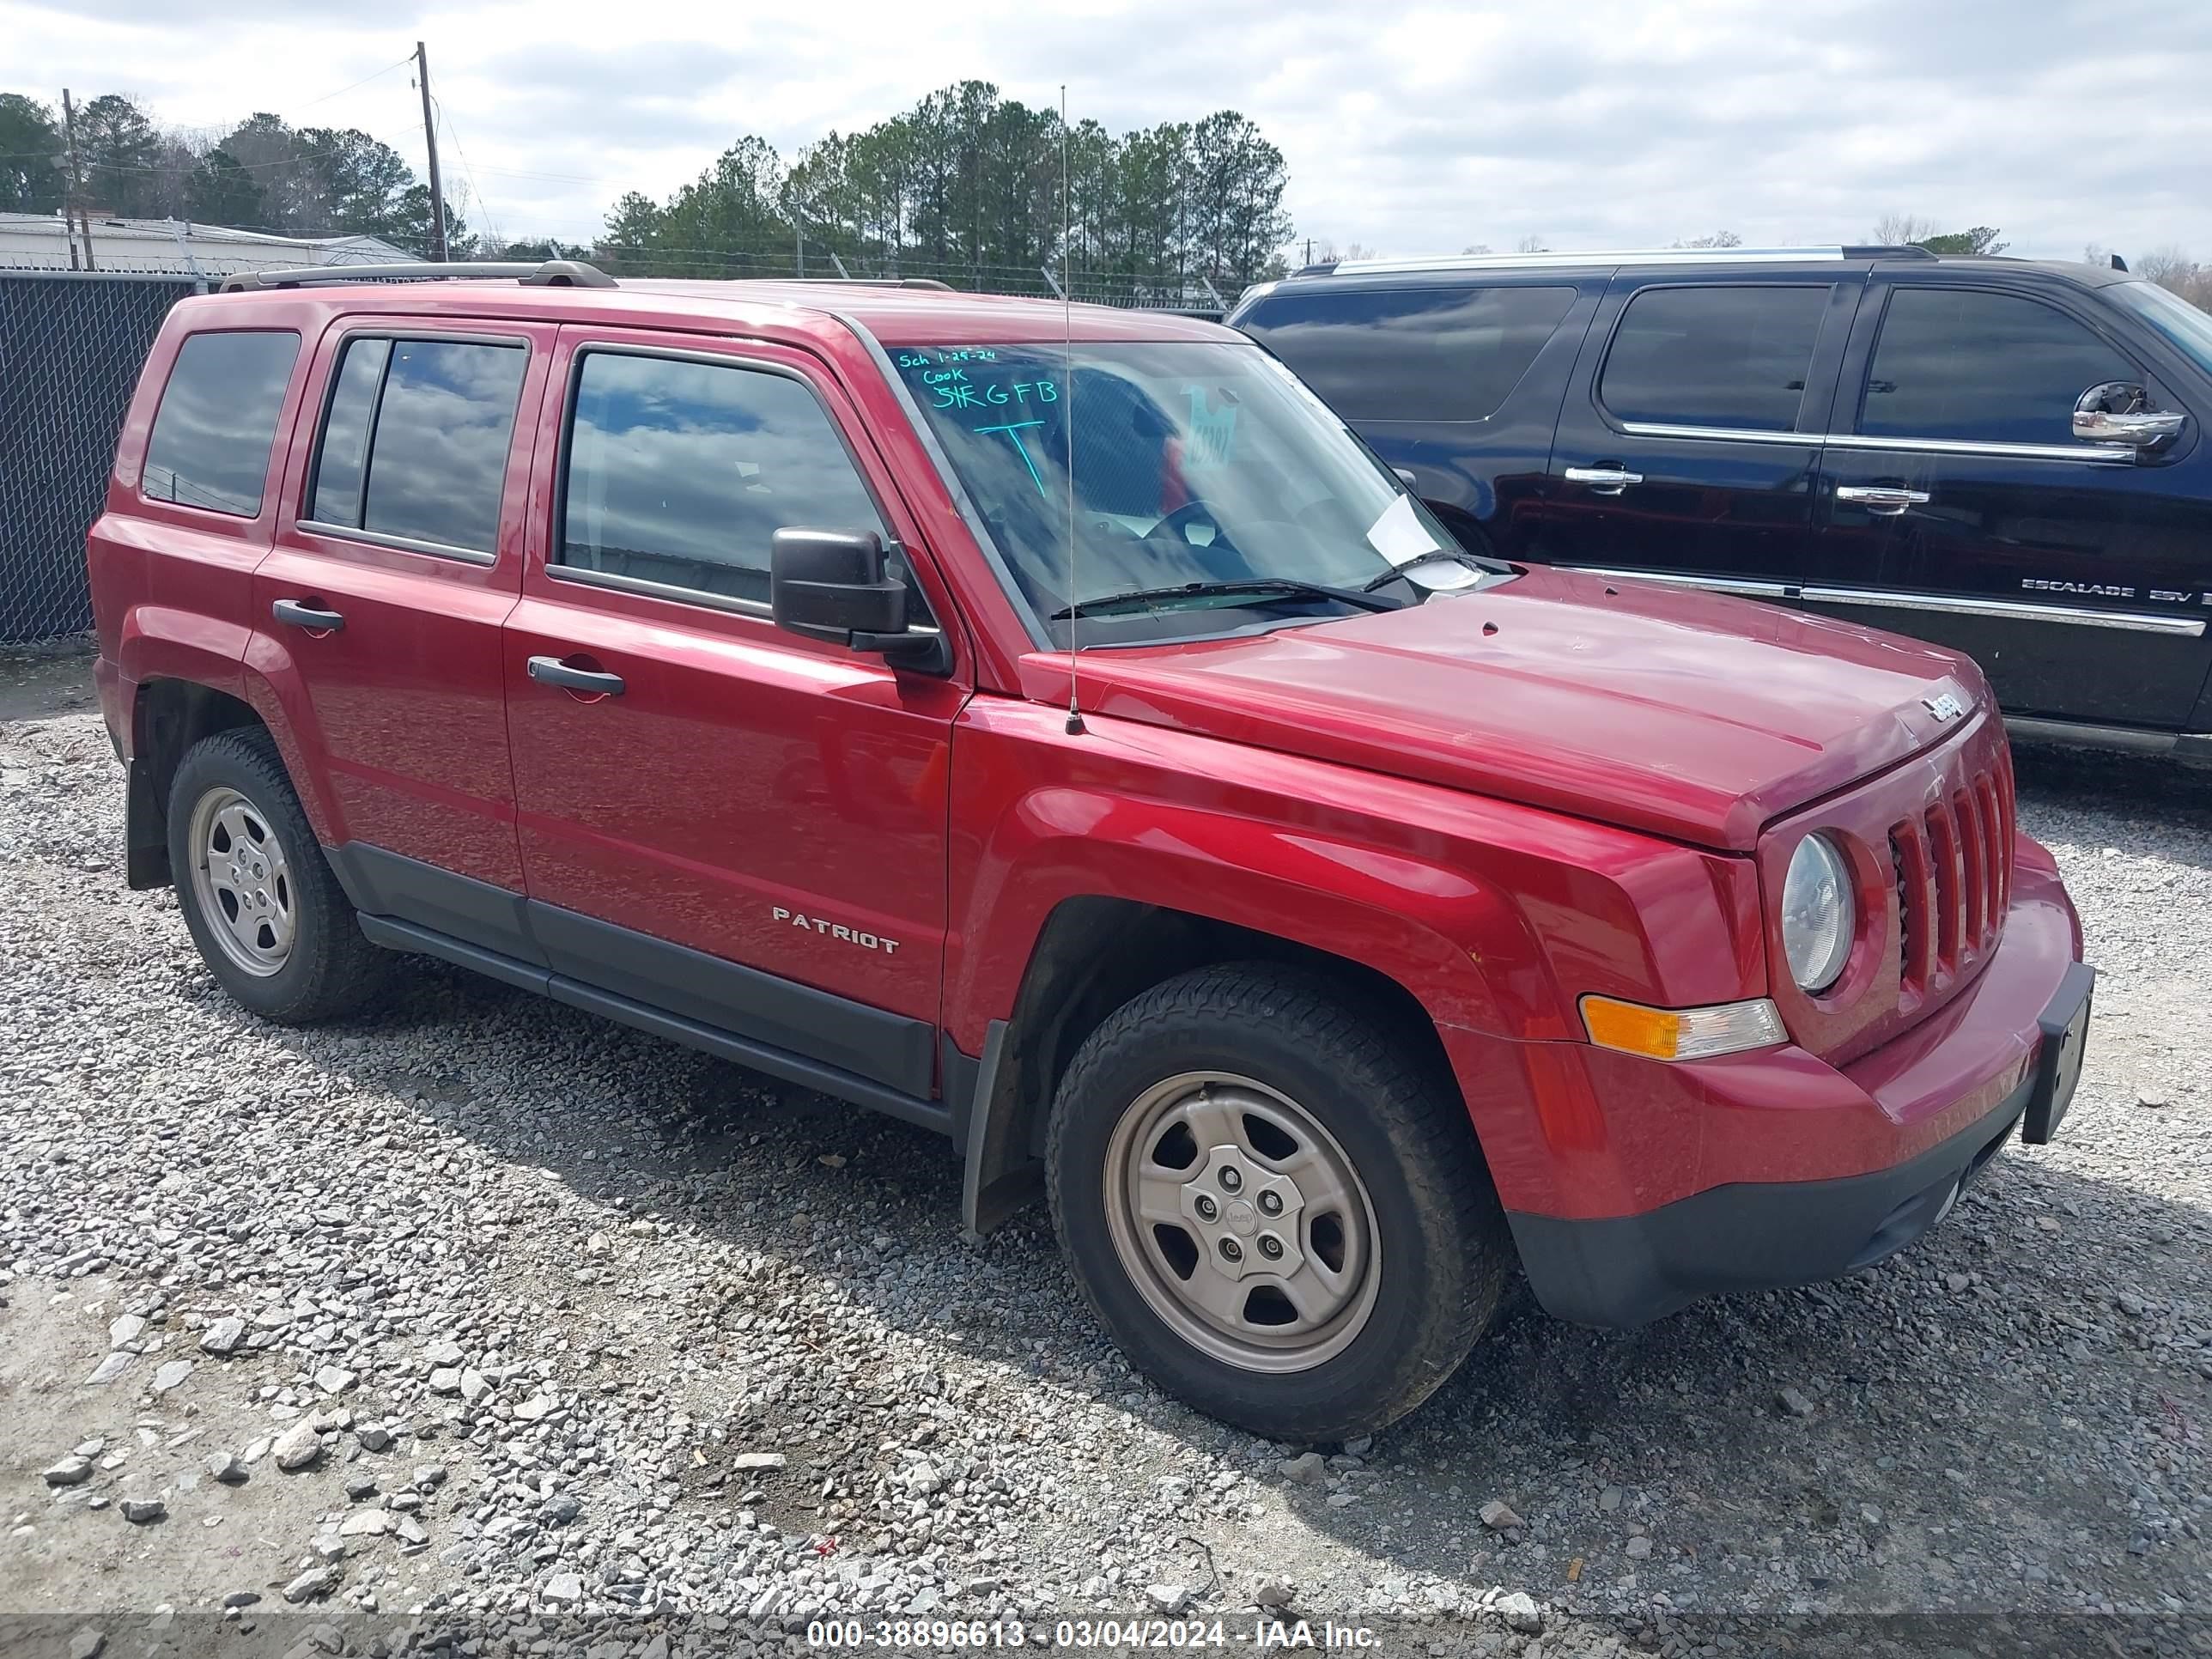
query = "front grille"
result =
(1889, 751, 2013, 998)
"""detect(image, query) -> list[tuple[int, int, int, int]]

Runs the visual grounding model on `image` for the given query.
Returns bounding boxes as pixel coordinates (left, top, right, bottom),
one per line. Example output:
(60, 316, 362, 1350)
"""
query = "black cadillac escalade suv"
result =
(1231, 246, 2212, 757)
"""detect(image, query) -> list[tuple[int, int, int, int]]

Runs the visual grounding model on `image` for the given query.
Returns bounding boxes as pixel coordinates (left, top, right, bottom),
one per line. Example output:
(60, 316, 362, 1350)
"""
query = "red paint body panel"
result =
(240, 316, 556, 887)
(1466, 836, 2077, 1219)
(1015, 564, 1985, 854)
(86, 276, 2088, 1249)
(942, 696, 1767, 1052)
(501, 325, 963, 1028)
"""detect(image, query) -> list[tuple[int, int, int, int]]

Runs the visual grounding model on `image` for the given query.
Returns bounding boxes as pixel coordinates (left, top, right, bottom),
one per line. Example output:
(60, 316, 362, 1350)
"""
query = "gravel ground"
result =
(2, 647, 2209, 1658)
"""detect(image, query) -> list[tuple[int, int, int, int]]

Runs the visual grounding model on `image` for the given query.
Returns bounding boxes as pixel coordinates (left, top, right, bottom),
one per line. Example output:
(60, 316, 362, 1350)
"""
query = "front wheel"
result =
(1046, 963, 1511, 1441)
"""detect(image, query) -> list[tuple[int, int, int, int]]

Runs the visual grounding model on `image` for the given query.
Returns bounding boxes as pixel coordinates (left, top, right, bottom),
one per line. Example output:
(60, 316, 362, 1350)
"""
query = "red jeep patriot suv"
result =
(88, 260, 2094, 1439)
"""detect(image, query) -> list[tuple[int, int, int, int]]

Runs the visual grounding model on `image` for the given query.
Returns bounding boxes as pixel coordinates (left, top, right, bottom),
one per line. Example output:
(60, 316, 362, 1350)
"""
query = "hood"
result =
(1028, 566, 1984, 851)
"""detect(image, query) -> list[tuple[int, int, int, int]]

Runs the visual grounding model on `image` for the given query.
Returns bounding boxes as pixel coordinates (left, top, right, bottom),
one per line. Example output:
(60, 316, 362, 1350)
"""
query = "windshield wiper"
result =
(1362, 548, 1511, 592)
(1051, 578, 1407, 621)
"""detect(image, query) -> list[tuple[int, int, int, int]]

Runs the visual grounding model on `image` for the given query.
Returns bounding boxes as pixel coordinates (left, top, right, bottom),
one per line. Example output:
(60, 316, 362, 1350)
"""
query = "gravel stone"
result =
(66, 1632, 104, 1659)
(148, 1358, 192, 1395)
(1480, 1498, 1524, 1530)
(118, 1498, 165, 1524)
(1278, 1451, 1328, 1486)
(204, 1451, 246, 1485)
(732, 1450, 787, 1471)
(281, 1568, 337, 1604)
(1498, 1591, 1544, 1633)
(198, 1317, 245, 1355)
(1145, 1584, 1191, 1613)
(1778, 1386, 1817, 1417)
(270, 1420, 322, 1472)
(42, 1456, 92, 1487)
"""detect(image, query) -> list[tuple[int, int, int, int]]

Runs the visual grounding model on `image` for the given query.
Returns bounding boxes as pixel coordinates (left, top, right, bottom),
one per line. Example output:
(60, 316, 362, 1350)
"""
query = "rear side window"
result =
(1600, 286, 1827, 432)
(1244, 286, 1576, 421)
(142, 331, 300, 516)
(556, 351, 886, 607)
(307, 336, 526, 554)
(1858, 288, 2136, 446)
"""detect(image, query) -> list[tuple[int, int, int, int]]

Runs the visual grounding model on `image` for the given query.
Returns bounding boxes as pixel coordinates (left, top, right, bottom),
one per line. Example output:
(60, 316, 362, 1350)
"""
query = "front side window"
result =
(1243, 284, 1577, 422)
(2108, 278, 2212, 378)
(307, 336, 526, 553)
(1859, 288, 2136, 445)
(143, 331, 300, 516)
(1600, 285, 1828, 431)
(888, 339, 1468, 645)
(557, 351, 888, 608)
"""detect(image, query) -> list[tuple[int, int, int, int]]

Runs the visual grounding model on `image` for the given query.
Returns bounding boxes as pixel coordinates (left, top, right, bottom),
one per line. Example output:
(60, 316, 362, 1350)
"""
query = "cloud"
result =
(4, 0, 2209, 258)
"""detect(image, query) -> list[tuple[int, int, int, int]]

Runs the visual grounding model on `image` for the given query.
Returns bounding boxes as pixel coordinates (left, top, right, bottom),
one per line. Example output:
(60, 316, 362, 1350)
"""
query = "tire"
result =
(1046, 962, 1511, 1442)
(167, 726, 389, 1024)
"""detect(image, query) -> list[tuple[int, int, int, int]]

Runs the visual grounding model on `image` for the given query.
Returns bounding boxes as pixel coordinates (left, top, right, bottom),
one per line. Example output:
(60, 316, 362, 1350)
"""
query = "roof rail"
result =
(1312, 246, 1880, 277)
(1838, 243, 1940, 260)
(219, 258, 616, 293)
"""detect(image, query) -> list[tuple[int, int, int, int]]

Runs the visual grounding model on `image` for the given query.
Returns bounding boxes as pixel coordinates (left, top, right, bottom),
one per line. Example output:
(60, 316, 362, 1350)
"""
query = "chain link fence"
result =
(0, 271, 201, 645)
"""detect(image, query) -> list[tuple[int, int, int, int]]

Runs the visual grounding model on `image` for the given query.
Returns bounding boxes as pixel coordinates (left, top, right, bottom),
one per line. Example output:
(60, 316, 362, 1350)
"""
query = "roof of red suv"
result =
(199, 274, 1239, 349)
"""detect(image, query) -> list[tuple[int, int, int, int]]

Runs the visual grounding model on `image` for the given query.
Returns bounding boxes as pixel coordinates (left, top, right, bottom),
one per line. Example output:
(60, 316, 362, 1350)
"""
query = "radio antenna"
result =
(1060, 82, 1086, 737)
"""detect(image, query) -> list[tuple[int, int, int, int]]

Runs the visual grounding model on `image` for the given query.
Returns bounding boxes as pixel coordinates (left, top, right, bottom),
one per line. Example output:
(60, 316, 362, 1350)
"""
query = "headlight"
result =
(1781, 834, 1854, 994)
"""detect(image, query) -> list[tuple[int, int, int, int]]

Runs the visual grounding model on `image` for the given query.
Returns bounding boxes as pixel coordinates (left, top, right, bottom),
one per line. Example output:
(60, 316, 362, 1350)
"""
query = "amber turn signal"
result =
(1579, 994, 1787, 1061)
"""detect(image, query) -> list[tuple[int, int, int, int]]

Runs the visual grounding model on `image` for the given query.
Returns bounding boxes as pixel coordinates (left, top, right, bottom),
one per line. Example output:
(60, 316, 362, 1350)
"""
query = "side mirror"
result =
(769, 527, 945, 669)
(2074, 382, 2187, 449)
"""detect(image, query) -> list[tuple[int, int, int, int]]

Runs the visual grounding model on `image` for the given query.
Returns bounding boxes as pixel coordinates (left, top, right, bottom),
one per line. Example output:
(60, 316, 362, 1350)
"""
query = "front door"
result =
(1813, 277, 2212, 729)
(1540, 267, 1862, 608)
(501, 327, 964, 1102)
(252, 322, 553, 927)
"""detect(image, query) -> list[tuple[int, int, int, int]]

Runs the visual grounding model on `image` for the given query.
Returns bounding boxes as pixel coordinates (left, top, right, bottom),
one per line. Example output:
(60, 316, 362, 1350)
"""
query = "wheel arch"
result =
(959, 896, 1476, 1237)
(125, 677, 266, 889)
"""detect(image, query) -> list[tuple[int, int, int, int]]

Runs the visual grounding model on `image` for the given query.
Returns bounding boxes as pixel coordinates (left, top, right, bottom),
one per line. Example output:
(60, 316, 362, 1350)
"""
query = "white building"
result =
(0, 212, 412, 277)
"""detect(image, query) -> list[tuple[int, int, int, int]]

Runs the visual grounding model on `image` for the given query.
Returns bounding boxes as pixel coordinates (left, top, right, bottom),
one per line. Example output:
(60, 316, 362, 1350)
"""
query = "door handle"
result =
(271, 598, 345, 632)
(1563, 465, 1644, 495)
(526, 655, 626, 697)
(1835, 485, 1931, 516)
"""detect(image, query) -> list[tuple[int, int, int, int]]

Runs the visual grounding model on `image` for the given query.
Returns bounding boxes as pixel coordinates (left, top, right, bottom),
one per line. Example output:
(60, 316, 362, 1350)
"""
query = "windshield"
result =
(886, 339, 1468, 645)
(2110, 279, 2212, 377)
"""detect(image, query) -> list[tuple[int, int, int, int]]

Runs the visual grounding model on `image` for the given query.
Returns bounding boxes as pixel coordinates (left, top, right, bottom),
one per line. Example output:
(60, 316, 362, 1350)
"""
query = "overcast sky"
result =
(9, 0, 2210, 264)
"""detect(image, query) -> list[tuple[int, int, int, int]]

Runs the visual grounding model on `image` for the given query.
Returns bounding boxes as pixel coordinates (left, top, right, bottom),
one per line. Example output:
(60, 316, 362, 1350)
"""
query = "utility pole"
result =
(414, 41, 449, 261)
(60, 88, 95, 270)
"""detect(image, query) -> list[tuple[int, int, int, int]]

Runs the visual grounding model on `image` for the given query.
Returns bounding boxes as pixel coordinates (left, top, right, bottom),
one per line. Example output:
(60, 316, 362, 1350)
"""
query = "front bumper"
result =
(1503, 841, 2092, 1328)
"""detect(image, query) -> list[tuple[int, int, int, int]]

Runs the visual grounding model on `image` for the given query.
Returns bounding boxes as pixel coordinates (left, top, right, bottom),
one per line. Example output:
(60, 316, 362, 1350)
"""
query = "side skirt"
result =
(358, 910, 952, 1137)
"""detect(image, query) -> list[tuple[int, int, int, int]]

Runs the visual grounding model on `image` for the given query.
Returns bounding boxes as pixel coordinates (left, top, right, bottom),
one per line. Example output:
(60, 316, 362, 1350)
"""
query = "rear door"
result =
(252, 322, 554, 939)
(501, 325, 964, 1103)
(1812, 276, 2212, 729)
(1540, 266, 1863, 606)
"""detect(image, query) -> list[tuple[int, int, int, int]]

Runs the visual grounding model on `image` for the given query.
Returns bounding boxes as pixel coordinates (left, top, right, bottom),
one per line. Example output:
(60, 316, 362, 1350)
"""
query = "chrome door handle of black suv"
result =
(526, 655, 625, 696)
(1835, 485, 1931, 517)
(271, 599, 345, 631)
(1564, 465, 1644, 495)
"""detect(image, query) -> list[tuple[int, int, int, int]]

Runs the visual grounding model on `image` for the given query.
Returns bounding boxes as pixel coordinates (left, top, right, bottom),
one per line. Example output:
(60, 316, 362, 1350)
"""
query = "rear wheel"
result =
(1047, 963, 1511, 1441)
(167, 728, 387, 1023)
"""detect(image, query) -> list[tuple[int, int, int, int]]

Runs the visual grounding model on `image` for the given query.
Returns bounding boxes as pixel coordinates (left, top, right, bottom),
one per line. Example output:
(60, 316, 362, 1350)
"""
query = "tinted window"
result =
(1601, 286, 1827, 431)
(1860, 288, 2135, 445)
(142, 331, 299, 516)
(559, 352, 887, 606)
(336, 339, 526, 552)
(307, 337, 389, 527)
(1246, 285, 1577, 421)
